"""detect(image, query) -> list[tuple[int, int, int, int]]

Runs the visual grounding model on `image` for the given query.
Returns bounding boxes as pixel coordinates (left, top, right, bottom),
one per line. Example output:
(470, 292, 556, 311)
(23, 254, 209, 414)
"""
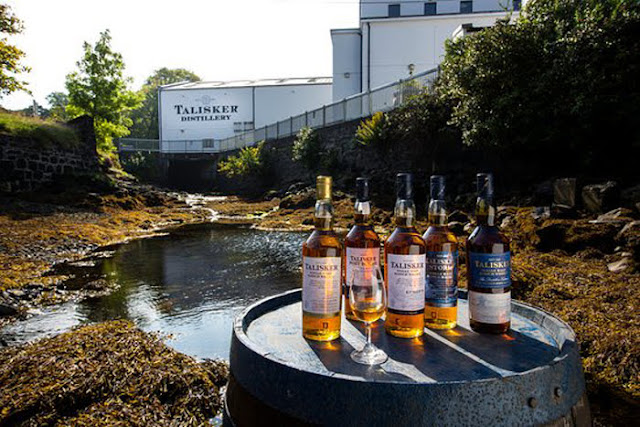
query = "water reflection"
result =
(1, 224, 305, 360)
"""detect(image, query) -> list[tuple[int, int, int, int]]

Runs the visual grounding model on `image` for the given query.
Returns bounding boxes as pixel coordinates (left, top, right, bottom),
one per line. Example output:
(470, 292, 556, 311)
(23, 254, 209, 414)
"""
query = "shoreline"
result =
(0, 185, 638, 425)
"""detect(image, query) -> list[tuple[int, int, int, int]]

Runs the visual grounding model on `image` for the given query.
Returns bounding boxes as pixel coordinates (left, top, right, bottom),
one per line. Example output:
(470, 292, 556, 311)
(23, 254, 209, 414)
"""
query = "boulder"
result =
(447, 221, 466, 236)
(0, 302, 18, 316)
(553, 178, 577, 209)
(279, 189, 315, 210)
(448, 210, 470, 223)
(607, 258, 631, 273)
(532, 206, 551, 221)
(582, 181, 619, 213)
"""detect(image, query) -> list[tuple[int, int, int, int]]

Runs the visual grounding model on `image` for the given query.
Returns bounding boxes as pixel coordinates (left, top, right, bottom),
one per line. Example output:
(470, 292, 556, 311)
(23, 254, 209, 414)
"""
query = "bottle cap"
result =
(316, 176, 332, 200)
(356, 177, 370, 202)
(476, 173, 494, 199)
(430, 175, 446, 200)
(396, 173, 413, 200)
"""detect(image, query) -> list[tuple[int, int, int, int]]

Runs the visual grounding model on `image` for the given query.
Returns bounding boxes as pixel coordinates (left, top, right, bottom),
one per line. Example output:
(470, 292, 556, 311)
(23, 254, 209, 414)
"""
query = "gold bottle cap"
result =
(316, 176, 332, 200)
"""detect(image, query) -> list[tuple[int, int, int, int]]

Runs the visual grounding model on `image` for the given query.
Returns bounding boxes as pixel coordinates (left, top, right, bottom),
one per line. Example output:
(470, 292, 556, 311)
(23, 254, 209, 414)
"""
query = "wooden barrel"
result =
(225, 289, 590, 426)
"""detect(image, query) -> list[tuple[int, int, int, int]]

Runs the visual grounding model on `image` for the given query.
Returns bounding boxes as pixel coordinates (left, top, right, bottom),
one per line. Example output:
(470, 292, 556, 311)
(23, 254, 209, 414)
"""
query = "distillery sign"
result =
(173, 104, 240, 122)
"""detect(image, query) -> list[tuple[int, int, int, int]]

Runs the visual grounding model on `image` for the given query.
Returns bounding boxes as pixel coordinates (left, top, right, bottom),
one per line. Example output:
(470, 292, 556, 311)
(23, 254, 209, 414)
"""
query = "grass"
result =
(0, 111, 80, 149)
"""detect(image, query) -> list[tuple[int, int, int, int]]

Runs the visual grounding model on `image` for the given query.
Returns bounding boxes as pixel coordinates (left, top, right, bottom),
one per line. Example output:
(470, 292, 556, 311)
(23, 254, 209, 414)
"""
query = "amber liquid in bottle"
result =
(423, 176, 458, 330)
(467, 173, 511, 334)
(384, 174, 426, 338)
(344, 178, 381, 321)
(302, 176, 342, 341)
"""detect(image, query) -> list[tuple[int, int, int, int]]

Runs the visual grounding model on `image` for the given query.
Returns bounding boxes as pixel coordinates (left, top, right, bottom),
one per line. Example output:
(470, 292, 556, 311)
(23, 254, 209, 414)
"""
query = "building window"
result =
(388, 4, 400, 17)
(513, 0, 521, 11)
(460, 1, 473, 14)
(203, 139, 215, 148)
(424, 2, 436, 16)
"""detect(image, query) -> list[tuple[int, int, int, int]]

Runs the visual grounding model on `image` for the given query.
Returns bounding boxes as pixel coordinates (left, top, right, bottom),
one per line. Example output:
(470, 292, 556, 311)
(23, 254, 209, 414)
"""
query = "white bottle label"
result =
(303, 256, 341, 315)
(387, 253, 426, 312)
(346, 247, 380, 288)
(469, 290, 511, 324)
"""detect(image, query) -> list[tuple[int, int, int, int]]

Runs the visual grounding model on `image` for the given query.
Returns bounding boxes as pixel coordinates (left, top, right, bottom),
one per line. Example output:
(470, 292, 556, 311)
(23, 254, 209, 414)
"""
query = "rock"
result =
(286, 182, 307, 195)
(590, 207, 634, 224)
(532, 207, 551, 221)
(533, 180, 554, 206)
(0, 303, 18, 316)
(447, 221, 466, 236)
(621, 184, 640, 211)
(607, 258, 631, 273)
(463, 222, 474, 234)
(582, 181, 619, 213)
(553, 178, 577, 209)
(301, 218, 314, 226)
(448, 210, 470, 223)
(85, 279, 109, 291)
(7, 289, 25, 298)
(263, 190, 280, 201)
(279, 189, 315, 210)
(616, 220, 640, 254)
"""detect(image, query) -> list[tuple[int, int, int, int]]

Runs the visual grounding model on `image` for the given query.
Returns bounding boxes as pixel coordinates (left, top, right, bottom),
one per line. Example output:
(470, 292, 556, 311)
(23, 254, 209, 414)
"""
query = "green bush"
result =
(438, 0, 640, 176)
(355, 112, 389, 148)
(0, 112, 80, 149)
(292, 126, 321, 171)
(218, 141, 266, 178)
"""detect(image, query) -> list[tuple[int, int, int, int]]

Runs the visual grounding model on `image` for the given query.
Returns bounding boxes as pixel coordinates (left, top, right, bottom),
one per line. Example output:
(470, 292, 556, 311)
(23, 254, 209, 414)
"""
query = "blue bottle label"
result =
(468, 252, 511, 289)
(425, 251, 458, 307)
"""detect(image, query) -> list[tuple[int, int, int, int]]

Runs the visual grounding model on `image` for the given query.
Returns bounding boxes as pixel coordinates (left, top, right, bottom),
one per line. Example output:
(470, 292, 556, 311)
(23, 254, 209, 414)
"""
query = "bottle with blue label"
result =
(423, 175, 458, 330)
(467, 173, 511, 334)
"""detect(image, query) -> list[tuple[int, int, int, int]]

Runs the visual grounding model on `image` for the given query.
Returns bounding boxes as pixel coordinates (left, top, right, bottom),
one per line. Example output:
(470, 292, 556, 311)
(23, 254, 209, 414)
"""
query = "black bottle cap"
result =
(430, 175, 446, 200)
(396, 173, 413, 200)
(356, 177, 370, 202)
(476, 173, 494, 198)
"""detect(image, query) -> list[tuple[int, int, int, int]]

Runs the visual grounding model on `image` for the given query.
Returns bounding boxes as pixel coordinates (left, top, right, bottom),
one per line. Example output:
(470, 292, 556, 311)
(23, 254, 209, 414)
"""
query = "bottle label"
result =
(346, 247, 380, 289)
(303, 256, 341, 315)
(469, 290, 511, 324)
(425, 251, 458, 307)
(468, 252, 511, 289)
(387, 253, 426, 312)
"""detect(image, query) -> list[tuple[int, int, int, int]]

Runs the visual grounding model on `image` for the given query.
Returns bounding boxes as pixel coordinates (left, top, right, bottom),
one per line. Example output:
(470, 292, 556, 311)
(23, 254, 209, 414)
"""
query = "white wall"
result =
(332, 30, 362, 101)
(360, 0, 509, 19)
(254, 84, 332, 128)
(362, 12, 509, 90)
(159, 87, 253, 148)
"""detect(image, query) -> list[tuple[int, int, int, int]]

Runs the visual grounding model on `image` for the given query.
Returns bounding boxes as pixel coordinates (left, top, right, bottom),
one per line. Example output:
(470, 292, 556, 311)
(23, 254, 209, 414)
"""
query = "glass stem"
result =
(366, 322, 372, 345)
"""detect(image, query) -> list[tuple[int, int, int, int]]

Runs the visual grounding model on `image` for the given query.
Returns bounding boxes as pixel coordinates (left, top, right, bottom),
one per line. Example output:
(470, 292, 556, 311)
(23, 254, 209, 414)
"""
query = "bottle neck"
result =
(394, 199, 416, 228)
(428, 199, 446, 226)
(354, 200, 371, 226)
(475, 196, 495, 226)
(314, 199, 334, 230)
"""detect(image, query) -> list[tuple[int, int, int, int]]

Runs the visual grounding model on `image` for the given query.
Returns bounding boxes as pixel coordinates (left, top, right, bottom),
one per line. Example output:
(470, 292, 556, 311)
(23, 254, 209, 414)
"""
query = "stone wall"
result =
(0, 116, 100, 193)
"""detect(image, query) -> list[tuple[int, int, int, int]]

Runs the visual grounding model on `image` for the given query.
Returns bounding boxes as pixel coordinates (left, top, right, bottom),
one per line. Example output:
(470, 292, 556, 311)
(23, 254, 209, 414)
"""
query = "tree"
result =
(129, 68, 200, 139)
(0, 4, 29, 97)
(46, 91, 69, 121)
(65, 30, 142, 153)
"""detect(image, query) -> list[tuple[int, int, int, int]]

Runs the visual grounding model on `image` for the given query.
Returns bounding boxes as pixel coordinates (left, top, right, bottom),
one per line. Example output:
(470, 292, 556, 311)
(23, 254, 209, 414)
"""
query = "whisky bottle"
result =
(467, 173, 511, 334)
(384, 173, 426, 338)
(344, 177, 381, 320)
(423, 175, 458, 329)
(302, 176, 342, 341)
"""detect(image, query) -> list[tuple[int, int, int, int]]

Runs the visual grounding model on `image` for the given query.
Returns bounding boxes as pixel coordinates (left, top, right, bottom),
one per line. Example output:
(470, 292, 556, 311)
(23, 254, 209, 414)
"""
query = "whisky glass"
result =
(349, 265, 388, 365)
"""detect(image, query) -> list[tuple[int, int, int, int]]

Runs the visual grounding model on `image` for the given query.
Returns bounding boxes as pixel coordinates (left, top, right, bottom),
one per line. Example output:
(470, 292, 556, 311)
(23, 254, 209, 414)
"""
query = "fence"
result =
(117, 68, 439, 154)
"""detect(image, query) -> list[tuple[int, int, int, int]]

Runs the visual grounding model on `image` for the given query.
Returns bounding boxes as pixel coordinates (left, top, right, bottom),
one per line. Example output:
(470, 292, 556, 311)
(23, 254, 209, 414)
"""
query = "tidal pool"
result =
(0, 224, 306, 360)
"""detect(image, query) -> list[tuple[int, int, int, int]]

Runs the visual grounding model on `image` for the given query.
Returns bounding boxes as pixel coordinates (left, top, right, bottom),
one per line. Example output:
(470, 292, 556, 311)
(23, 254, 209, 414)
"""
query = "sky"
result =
(1, 0, 360, 110)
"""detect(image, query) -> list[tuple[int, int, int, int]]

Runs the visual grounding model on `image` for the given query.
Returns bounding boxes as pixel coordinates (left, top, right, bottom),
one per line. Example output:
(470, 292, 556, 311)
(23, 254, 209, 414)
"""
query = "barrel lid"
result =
(230, 290, 585, 426)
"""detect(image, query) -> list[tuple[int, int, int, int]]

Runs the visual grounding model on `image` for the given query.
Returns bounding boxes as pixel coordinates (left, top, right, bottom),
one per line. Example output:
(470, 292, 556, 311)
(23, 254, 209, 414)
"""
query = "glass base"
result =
(350, 342, 388, 365)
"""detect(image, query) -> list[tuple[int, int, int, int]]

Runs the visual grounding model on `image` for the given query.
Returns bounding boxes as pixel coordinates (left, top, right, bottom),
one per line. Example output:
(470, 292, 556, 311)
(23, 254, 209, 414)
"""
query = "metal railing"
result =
(117, 68, 439, 154)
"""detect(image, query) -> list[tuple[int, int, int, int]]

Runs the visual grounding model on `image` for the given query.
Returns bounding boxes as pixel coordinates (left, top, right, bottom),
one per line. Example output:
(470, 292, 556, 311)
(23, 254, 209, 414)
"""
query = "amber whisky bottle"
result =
(302, 176, 342, 341)
(466, 173, 511, 334)
(423, 175, 458, 329)
(384, 173, 426, 338)
(344, 177, 381, 320)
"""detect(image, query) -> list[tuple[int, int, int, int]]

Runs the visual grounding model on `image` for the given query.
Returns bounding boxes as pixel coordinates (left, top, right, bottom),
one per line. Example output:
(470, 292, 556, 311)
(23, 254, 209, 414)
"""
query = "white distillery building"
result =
(332, 0, 521, 101)
(158, 77, 332, 153)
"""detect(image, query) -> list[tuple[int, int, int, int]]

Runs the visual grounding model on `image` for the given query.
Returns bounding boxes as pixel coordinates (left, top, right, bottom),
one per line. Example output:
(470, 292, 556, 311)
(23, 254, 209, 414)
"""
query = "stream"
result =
(0, 223, 306, 360)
